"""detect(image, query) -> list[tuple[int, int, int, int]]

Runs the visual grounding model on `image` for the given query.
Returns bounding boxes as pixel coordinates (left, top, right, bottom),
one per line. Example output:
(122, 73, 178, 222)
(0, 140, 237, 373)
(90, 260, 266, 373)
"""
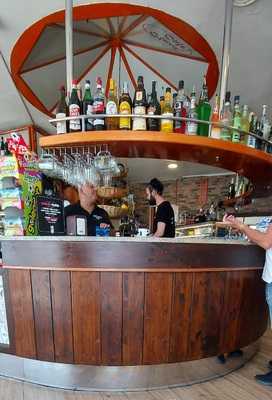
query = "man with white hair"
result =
(65, 183, 112, 236)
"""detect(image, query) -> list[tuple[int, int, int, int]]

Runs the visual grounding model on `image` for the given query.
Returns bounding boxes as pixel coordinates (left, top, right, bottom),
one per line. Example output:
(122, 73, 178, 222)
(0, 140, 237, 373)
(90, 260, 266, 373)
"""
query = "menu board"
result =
(37, 196, 65, 235)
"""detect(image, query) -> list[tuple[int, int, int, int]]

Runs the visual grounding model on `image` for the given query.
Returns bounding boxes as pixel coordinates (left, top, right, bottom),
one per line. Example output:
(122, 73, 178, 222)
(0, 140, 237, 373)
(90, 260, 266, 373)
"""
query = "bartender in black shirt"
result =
(65, 183, 113, 236)
(146, 178, 175, 238)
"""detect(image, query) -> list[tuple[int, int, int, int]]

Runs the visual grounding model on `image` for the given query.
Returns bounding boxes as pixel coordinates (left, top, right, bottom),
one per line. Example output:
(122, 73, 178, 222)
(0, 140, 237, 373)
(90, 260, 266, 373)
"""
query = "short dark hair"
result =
(148, 178, 164, 195)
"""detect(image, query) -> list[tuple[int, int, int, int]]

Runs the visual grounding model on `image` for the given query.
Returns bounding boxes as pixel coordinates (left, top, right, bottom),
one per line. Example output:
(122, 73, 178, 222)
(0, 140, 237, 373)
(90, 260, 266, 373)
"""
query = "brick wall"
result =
(129, 176, 272, 226)
(129, 175, 232, 225)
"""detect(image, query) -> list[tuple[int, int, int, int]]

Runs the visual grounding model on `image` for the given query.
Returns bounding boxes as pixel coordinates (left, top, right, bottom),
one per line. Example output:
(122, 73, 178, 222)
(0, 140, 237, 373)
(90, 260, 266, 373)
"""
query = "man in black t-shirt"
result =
(146, 178, 175, 238)
(65, 183, 113, 236)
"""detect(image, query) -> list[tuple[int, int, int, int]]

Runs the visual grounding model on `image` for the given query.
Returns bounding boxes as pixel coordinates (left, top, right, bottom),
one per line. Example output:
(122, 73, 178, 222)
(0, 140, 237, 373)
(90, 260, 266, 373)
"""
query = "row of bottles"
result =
(0, 137, 11, 156)
(55, 76, 272, 153)
(216, 92, 272, 151)
(57, 78, 132, 133)
(56, 75, 208, 134)
(227, 175, 251, 200)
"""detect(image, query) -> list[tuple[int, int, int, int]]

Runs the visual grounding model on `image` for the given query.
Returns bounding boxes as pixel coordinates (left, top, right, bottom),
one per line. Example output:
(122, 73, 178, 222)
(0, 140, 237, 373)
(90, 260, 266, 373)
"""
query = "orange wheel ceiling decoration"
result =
(11, 3, 219, 117)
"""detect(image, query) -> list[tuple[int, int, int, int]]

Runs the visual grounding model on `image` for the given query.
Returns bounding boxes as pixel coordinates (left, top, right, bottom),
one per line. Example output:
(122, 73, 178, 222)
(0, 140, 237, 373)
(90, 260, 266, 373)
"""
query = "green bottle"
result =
(83, 80, 94, 131)
(232, 96, 241, 143)
(220, 91, 232, 141)
(241, 105, 249, 144)
(197, 76, 211, 136)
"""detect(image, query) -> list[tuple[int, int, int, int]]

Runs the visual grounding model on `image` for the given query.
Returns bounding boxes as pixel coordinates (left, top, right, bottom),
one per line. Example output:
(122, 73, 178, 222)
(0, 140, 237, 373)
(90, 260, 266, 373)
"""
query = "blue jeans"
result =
(266, 282, 272, 327)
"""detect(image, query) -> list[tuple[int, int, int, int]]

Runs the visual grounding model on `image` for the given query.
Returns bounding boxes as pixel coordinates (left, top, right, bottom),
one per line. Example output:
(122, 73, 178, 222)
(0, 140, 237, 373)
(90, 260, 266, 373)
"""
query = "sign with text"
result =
(37, 196, 65, 236)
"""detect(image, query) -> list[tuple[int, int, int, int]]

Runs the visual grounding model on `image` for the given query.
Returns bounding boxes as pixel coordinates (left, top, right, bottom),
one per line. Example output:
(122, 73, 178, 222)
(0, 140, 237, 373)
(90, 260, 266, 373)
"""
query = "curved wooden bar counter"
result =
(0, 237, 268, 390)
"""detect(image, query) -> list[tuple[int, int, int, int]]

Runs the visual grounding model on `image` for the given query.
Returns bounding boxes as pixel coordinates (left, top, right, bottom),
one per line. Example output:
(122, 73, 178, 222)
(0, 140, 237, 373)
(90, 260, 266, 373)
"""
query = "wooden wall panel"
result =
(31, 270, 54, 361)
(2, 266, 268, 366)
(250, 270, 269, 339)
(122, 272, 144, 365)
(71, 272, 101, 364)
(101, 272, 122, 365)
(143, 273, 173, 364)
(51, 271, 74, 363)
(169, 273, 193, 362)
(188, 272, 225, 359)
(219, 271, 244, 353)
(236, 270, 268, 348)
(0, 269, 15, 354)
(7, 270, 36, 358)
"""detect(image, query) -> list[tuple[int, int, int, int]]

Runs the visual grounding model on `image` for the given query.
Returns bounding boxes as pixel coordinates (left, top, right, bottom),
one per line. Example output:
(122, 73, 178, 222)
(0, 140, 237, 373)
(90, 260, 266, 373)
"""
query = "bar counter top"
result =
(0, 235, 251, 245)
(1, 234, 262, 270)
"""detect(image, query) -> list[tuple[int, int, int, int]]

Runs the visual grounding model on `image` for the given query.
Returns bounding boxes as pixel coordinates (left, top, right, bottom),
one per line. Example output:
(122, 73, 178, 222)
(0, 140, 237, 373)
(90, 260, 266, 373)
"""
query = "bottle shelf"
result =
(97, 186, 128, 199)
(222, 189, 253, 207)
(40, 131, 272, 198)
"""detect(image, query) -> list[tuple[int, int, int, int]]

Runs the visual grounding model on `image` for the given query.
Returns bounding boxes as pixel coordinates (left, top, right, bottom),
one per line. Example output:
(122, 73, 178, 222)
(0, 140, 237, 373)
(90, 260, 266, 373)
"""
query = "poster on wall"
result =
(22, 168, 43, 236)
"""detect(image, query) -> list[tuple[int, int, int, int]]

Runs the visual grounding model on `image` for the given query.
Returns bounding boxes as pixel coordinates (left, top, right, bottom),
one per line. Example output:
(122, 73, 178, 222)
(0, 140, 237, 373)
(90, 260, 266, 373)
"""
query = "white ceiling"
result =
(119, 158, 233, 182)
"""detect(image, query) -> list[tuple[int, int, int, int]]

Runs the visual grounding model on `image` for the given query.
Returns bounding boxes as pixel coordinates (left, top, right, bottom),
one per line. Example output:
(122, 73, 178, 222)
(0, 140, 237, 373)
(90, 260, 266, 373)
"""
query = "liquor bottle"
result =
(234, 173, 239, 194)
(247, 113, 257, 148)
(160, 87, 165, 112)
(69, 80, 81, 132)
(119, 81, 132, 130)
(4, 140, 11, 156)
(197, 76, 211, 136)
(147, 81, 161, 131)
(232, 96, 241, 143)
(93, 77, 105, 131)
(77, 83, 83, 114)
(186, 97, 198, 135)
(241, 105, 250, 144)
(165, 87, 172, 101)
(209, 94, 220, 139)
(208, 203, 216, 221)
(220, 91, 232, 141)
(0, 137, 5, 156)
(260, 105, 271, 142)
(132, 76, 147, 131)
(236, 176, 244, 197)
(181, 82, 191, 114)
(267, 126, 272, 154)
(174, 80, 187, 134)
(146, 93, 151, 113)
(190, 85, 197, 102)
(161, 90, 173, 133)
(255, 120, 263, 150)
(106, 78, 119, 130)
(56, 86, 68, 134)
(83, 80, 94, 131)
(172, 93, 177, 109)
(228, 178, 236, 200)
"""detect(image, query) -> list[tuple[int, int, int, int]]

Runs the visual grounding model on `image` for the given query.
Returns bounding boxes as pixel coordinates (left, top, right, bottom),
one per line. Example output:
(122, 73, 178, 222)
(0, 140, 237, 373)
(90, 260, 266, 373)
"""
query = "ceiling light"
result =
(168, 163, 178, 169)
(234, 0, 258, 7)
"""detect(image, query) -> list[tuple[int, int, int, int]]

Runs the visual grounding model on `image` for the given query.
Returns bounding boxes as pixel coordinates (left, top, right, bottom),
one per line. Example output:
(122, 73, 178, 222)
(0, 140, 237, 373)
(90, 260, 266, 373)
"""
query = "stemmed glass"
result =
(62, 153, 74, 185)
(94, 150, 120, 187)
(84, 153, 101, 186)
(38, 147, 120, 188)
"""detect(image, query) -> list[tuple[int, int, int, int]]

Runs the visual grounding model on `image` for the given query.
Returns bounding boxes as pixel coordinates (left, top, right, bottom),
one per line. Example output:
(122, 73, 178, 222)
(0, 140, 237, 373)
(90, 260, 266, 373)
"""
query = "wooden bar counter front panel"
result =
(0, 238, 268, 366)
